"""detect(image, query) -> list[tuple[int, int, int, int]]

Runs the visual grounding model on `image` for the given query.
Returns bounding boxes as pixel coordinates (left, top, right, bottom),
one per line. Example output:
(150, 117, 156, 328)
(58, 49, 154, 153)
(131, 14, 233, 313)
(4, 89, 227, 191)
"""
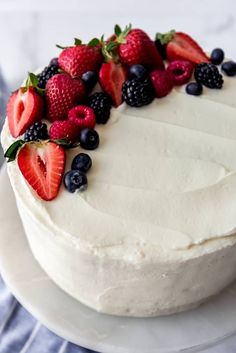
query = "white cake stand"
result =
(1, 166, 236, 353)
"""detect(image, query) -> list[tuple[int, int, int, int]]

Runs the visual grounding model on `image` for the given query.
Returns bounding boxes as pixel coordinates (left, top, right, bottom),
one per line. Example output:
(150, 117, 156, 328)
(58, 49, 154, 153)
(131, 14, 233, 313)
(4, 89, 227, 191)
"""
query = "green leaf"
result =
(155, 30, 175, 45)
(114, 24, 121, 36)
(87, 38, 100, 47)
(4, 140, 25, 162)
(22, 72, 45, 96)
(74, 38, 82, 46)
(56, 44, 68, 49)
(52, 138, 80, 149)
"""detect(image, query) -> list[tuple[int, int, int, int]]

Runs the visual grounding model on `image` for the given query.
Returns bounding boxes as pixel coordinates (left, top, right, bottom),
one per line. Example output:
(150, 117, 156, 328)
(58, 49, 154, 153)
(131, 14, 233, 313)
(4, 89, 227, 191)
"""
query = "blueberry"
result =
(80, 128, 99, 150)
(49, 57, 59, 67)
(221, 61, 236, 77)
(210, 48, 224, 65)
(129, 64, 147, 80)
(185, 82, 203, 96)
(63, 170, 88, 193)
(81, 71, 98, 91)
(71, 153, 92, 173)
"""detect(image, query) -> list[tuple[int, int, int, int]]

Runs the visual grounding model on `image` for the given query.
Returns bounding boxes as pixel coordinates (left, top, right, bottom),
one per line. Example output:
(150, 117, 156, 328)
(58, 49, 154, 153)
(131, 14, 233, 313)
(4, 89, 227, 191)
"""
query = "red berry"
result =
(166, 32, 209, 65)
(68, 105, 96, 130)
(150, 70, 174, 98)
(58, 44, 102, 78)
(46, 73, 86, 122)
(167, 60, 194, 85)
(17, 141, 65, 201)
(118, 27, 164, 69)
(99, 61, 127, 107)
(49, 120, 80, 144)
(7, 87, 44, 138)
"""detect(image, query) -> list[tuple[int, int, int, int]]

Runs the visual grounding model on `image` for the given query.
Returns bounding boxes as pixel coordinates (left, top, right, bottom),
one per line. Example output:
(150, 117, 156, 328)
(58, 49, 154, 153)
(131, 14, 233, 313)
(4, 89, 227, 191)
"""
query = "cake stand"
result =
(1, 166, 236, 353)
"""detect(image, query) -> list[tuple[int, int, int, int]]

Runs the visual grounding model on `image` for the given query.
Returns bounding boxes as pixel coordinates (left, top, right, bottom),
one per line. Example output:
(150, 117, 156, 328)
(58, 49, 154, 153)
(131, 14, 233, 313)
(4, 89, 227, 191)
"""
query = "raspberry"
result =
(68, 105, 96, 130)
(49, 120, 80, 144)
(167, 60, 193, 85)
(150, 70, 174, 98)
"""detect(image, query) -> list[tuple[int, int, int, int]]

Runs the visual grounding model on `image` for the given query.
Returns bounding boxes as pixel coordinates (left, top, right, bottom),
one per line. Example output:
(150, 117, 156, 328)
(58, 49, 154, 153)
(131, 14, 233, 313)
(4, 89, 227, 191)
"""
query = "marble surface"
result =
(0, 0, 236, 351)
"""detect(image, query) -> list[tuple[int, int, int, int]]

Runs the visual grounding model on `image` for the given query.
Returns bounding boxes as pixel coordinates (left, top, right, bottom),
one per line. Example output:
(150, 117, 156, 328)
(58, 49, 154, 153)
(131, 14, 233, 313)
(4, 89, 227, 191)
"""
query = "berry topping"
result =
(49, 57, 59, 67)
(167, 60, 193, 85)
(71, 153, 92, 173)
(17, 141, 65, 201)
(24, 122, 49, 142)
(64, 170, 88, 193)
(185, 82, 203, 96)
(150, 70, 174, 98)
(122, 78, 155, 107)
(116, 25, 164, 69)
(86, 92, 111, 124)
(49, 120, 80, 144)
(37, 64, 58, 89)
(81, 71, 98, 91)
(129, 64, 147, 80)
(210, 48, 224, 65)
(80, 128, 100, 150)
(166, 31, 209, 64)
(99, 61, 127, 107)
(45, 73, 85, 122)
(155, 31, 175, 60)
(7, 86, 44, 138)
(68, 105, 96, 130)
(221, 61, 236, 77)
(194, 63, 224, 89)
(58, 42, 102, 78)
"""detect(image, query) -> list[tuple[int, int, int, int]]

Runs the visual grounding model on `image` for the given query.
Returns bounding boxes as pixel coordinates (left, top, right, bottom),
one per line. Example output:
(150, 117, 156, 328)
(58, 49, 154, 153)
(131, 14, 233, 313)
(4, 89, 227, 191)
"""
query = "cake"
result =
(2, 25, 236, 317)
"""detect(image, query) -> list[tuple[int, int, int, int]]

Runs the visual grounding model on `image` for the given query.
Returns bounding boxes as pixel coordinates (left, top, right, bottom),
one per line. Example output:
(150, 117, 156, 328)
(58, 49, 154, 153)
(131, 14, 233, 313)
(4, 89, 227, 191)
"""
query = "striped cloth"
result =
(0, 276, 97, 353)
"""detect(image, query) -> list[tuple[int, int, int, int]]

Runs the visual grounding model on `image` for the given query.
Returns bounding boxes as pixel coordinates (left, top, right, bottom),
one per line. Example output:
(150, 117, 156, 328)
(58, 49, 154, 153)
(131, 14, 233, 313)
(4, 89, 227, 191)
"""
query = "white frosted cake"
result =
(2, 26, 236, 317)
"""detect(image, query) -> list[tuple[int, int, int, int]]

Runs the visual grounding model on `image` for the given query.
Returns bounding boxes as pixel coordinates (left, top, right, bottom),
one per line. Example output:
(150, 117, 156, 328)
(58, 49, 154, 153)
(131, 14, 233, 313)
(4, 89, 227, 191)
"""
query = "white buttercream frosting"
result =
(2, 74, 236, 316)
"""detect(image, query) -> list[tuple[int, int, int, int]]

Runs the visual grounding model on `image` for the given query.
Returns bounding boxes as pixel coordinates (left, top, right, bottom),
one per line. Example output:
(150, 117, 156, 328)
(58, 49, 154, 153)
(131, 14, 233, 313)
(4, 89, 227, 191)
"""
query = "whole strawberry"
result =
(116, 25, 164, 69)
(46, 73, 85, 122)
(58, 39, 103, 78)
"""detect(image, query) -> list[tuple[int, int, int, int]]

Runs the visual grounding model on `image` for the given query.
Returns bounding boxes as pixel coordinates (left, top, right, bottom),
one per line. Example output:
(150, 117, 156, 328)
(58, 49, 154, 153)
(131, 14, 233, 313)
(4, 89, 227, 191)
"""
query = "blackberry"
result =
(37, 64, 58, 89)
(194, 63, 223, 89)
(24, 122, 49, 142)
(86, 92, 111, 124)
(122, 78, 155, 107)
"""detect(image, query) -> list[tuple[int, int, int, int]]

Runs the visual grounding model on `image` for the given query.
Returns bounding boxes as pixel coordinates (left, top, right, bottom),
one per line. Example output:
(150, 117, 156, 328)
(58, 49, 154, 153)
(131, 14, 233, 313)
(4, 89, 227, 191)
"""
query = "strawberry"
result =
(7, 86, 44, 138)
(68, 105, 96, 130)
(150, 70, 174, 98)
(116, 25, 164, 69)
(45, 73, 85, 122)
(99, 61, 127, 107)
(49, 120, 80, 144)
(17, 141, 65, 201)
(165, 31, 209, 64)
(58, 40, 103, 78)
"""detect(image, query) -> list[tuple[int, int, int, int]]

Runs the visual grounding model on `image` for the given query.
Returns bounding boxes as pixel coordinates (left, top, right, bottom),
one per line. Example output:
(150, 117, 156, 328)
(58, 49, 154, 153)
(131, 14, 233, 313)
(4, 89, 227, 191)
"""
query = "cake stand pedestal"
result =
(0, 166, 236, 353)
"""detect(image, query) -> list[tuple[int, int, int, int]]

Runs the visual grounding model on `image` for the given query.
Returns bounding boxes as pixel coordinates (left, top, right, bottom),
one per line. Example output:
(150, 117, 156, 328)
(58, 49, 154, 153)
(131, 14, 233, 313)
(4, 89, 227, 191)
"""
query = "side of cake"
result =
(2, 25, 236, 316)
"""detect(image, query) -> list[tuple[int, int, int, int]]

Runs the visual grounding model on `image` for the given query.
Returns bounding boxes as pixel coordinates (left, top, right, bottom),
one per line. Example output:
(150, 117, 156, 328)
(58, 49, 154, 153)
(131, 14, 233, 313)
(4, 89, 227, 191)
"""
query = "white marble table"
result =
(0, 0, 236, 351)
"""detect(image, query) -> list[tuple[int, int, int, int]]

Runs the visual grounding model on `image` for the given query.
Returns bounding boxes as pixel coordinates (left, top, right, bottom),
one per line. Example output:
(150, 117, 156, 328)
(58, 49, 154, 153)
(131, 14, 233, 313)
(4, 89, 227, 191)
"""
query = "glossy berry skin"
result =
(129, 64, 147, 80)
(167, 60, 193, 85)
(86, 92, 111, 124)
(221, 61, 236, 77)
(80, 128, 99, 150)
(24, 122, 48, 142)
(81, 71, 98, 91)
(37, 64, 58, 89)
(185, 82, 203, 96)
(210, 48, 224, 65)
(194, 63, 223, 89)
(63, 170, 88, 193)
(122, 78, 155, 107)
(71, 153, 92, 173)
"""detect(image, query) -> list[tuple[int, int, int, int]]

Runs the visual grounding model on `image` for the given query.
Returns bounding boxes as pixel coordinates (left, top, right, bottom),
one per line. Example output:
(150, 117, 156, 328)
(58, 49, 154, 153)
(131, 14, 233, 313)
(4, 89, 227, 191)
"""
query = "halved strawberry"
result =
(17, 141, 65, 201)
(7, 87, 44, 138)
(166, 32, 209, 64)
(99, 61, 127, 107)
